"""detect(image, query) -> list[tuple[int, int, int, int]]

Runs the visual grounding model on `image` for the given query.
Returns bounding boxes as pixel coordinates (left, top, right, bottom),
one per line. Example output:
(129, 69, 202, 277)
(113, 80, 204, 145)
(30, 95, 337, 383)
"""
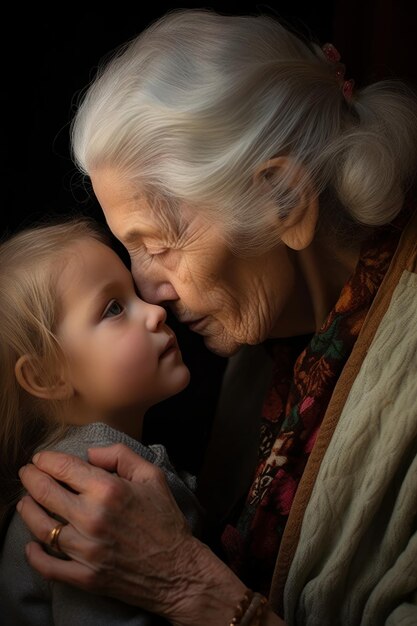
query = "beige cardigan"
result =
(199, 209, 417, 626)
(271, 208, 417, 625)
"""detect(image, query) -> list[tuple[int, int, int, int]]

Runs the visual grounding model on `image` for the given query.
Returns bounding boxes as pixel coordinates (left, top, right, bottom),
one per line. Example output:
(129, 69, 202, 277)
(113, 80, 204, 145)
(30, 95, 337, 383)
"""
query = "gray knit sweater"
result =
(0, 422, 203, 625)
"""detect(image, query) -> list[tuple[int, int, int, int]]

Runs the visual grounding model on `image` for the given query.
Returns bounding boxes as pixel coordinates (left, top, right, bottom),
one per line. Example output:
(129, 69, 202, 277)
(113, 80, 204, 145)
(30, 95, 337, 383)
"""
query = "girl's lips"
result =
(160, 335, 178, 358)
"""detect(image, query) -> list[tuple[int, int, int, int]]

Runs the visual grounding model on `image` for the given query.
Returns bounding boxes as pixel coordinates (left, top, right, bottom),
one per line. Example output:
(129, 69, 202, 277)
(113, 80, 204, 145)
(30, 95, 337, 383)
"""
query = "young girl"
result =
(0, 216, 201, 625)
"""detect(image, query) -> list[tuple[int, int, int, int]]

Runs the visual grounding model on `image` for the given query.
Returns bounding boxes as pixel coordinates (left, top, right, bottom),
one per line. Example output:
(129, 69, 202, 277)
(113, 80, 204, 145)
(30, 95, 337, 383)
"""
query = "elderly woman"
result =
(15, 9, 417, 626)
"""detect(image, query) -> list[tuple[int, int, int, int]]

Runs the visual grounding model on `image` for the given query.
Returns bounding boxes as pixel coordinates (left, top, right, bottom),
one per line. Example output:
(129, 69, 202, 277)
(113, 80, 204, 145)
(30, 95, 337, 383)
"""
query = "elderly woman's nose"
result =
(132, 264, 178, 304)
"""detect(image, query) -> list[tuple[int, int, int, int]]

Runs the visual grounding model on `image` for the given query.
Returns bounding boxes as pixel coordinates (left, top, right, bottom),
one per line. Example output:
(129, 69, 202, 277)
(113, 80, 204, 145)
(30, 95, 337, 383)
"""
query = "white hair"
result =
(71, 8, 417, 253)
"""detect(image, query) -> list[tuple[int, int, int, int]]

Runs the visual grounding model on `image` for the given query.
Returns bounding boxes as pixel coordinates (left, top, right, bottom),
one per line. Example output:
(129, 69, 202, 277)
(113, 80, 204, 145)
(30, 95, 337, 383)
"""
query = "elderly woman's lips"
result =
(187, 317, 207, 332)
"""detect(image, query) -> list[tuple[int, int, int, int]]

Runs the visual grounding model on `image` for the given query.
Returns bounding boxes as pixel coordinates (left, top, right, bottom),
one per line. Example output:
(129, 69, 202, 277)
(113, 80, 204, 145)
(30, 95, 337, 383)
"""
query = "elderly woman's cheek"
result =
(238, 301, 276, 345)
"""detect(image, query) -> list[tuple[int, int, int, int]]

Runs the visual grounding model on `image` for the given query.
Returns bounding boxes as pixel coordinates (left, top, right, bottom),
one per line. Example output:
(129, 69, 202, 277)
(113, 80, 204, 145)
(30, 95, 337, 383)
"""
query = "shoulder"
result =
(43, 422, 150, 463)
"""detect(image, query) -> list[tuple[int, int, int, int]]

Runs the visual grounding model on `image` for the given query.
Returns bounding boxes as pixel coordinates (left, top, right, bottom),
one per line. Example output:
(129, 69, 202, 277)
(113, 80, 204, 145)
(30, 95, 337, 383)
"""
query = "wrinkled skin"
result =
(18, 445, 254, 625)
(92, 169, 309, 357)
(18, 166, 352, 625)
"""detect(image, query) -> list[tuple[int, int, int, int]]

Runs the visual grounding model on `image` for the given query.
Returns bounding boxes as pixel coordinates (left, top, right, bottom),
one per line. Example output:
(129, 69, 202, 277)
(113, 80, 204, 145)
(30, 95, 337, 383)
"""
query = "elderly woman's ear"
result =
(254, 156, 319, 250)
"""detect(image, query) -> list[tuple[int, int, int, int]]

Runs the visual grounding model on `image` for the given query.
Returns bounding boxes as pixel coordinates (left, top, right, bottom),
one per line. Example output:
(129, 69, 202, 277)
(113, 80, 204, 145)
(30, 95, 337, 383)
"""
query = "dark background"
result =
(3, 1, 417, 473)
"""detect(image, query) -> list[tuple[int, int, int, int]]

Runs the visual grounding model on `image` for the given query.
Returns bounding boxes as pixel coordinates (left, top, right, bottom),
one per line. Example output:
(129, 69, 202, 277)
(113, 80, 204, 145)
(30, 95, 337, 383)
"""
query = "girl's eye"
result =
(102, 299, 124, 318)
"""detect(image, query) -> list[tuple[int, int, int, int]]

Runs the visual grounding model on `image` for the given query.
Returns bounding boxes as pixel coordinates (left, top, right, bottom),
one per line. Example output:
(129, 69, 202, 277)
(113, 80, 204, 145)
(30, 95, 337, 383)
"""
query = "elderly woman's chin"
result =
(197, 314, 275, 357)
(206, 339, 242, 358)
(201, 329, 251, 358)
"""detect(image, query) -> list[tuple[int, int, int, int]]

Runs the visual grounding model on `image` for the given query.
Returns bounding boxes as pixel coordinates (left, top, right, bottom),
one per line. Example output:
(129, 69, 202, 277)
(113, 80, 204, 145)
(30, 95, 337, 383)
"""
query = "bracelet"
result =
(229, 589, 269, 626)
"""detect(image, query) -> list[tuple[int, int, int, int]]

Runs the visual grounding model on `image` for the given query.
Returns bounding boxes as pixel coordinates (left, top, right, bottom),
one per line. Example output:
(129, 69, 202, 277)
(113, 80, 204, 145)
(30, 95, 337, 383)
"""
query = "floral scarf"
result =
(221, 221, 403, 595)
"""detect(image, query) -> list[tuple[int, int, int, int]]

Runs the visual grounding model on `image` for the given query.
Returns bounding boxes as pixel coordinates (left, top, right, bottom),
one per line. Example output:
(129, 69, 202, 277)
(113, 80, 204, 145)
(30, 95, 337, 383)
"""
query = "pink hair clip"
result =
(322, 42, 341, 64)
(322, 42, 355, 102)
(342, 79, 355, 101)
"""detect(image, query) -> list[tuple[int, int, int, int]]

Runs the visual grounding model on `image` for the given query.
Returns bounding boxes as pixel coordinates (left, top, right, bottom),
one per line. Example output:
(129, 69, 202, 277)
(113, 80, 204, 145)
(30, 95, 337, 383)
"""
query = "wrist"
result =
(168, 538, 247, 626)
(167, 538, 286, 626)
(228, 589, 285, 626)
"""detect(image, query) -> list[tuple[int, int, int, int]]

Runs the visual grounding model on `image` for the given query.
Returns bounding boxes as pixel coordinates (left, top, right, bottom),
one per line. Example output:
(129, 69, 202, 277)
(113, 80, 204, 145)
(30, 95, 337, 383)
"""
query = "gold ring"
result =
(48, 522, 65, 552)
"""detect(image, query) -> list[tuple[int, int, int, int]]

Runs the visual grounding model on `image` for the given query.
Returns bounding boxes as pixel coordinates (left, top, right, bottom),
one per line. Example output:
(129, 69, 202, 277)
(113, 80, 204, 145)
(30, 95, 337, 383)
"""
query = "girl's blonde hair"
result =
(0, 216, 109, 529)
(71, 8, 417, 254)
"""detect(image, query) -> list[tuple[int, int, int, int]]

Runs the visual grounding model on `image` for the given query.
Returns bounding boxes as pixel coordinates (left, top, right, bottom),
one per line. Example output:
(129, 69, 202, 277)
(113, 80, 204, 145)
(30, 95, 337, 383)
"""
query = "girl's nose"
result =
(144, 301, 167, 331)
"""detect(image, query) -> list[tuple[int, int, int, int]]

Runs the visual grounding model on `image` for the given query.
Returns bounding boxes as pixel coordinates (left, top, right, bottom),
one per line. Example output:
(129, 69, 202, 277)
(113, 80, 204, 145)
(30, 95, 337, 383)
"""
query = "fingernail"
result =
(32, 453, 40, 464)
(18, 466, 26, 478)
(16, 500, 22, 512)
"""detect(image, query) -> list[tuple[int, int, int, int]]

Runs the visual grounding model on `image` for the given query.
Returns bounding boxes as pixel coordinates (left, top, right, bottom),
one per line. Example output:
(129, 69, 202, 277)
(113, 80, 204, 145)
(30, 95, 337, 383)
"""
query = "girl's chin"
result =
(178, 365, 191, 390)
(167, 364, 191, 396)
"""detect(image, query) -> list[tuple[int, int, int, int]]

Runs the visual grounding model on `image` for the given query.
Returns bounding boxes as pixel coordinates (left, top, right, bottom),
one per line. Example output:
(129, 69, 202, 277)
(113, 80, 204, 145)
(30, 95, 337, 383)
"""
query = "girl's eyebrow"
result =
(84, 280, 119, 307)
(90, 277, 129, 299)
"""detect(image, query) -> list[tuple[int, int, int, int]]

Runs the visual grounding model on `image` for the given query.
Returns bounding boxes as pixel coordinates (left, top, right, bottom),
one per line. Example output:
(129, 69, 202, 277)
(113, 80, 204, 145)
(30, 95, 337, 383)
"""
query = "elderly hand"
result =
(17, 444, 248, 626)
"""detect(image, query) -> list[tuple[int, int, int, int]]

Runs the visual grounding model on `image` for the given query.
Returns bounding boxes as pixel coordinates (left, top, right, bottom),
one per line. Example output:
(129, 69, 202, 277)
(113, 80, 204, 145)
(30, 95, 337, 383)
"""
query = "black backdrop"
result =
(3, 1, 416, 473)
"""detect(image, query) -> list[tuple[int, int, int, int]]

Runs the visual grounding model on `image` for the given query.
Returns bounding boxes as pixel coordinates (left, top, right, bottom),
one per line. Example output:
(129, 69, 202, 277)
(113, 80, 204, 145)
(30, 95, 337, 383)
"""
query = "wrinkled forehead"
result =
(91, 168, 192, 239)
(91, 168, 143, 221)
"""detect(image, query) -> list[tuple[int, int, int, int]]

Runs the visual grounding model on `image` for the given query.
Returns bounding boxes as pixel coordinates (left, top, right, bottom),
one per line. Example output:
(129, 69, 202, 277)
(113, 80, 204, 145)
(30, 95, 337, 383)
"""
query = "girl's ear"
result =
(254, 156, 319, 250)
(15, 354, 73, 401)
